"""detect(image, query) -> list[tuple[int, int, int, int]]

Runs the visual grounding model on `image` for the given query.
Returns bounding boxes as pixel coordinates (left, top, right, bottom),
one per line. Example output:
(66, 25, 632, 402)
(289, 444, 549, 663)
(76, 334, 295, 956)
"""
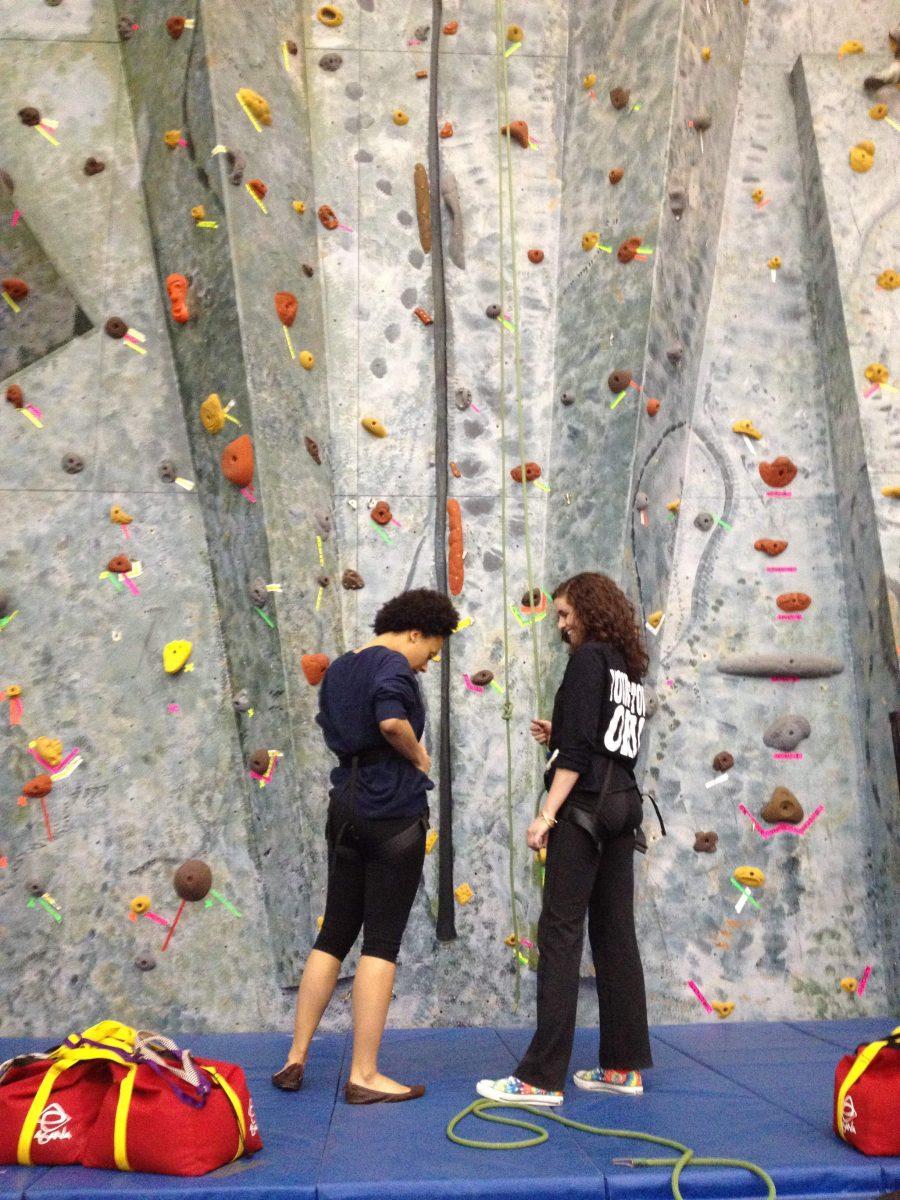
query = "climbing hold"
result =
(767, 256, 781, 270)
(667, 500, 680, 512)
(668, 187, 686, 218)
(393, 110, 410, 126)
(61, 452, 85, 474)
(582, 232, 599, 252)
(507, 24, 523, 41)
(644, 688, 658, 718)
(485, 303, 502, 319)
(776, 592, 811, 612)
(162, 640, 193, 674)
(225, 149, 245, 186)
(83, 157, 105, 176)
(2, 278, 28, 301)
(455, 881, 473, 905)
(158, 460, 177, 483)
(249, 748, 270, 775)
(109, 504, 133, 526)
(163, 129, 182, 148)
(34, 738, 63, 767)
(165, 273, 189, 324)
(414, 307, 433, 325)
(414, 163, 431, 253)
(103, 316, 129, 341)
(414, 24, 430, 41)
(666, 343, 683, 365)
(560, 390, 575, 406)
(527, 249, 544, 263)
(302, 263, 314, 276)
(617, 237, 642, 263)
(471, 670, 494, 687)
(713, 751, 734, 773)
(865, 363, 889, 383)
(761, 786, 804, 825)
(199, 393, 225, 434)
(443, 20, 458, 34)
(233, 689, 251, 713)
(583, 74, 596, 89)
(693, 832, 718, 853)
(869, 103, 888, 120)
(840, 977, 858, 993)
(301, 654, 330, 686)
(500, 120, 529, 148)
(718, 653, 842, 678)
(520, 588, 544, 611)
(292, 201, 306, 215)
(275, 291, 298, 327)
(342, 569, 365, 590)
(286, 40, 298, 54)
(135, 955, 157, 972)
(646, 611, 663, 629)
(249, 578, 269, 607)
(319, 52, 343, 71)
(316, 5, 343, 27)
(634, 493, 649, 513)
(609, 167, 624, 185)
(318, 204, 339, 230)
(751, 188, 765, 204)
(130, 896, 151, 915)
(416, 69, 428, 79)
(447, 499, 464, 595)
(22, 774, 53, 800)
(18, 107, 41, 127)
(107, 555, 131, 575)
(692, 113, 712, 131)
(166, 15, 186, 38)
(361, 416, 388, 438)
(694, 512, 714, 532)
(881, 485, 900, 498)
(370, 501, 392, 525)
(850, 142, 875, 172)
(174, 859, 212, 902)
(877, 269, 900, 290)
(701, 46, 711, 60)
(6, 385, 23, 409)
(763, 713, 810, 751)
(609, 87, 630, 109)
(712, 1001, 735, 1019)
(839, 39, 864, 55)
(455, 387, 472, 410)
(317, 574, 330, 588)
(248, 178, 267, 199)
(733, 419, 762, 439)
(759, 456, 797, 487)
(299, 351, 315, 370)
(608, 369, 632, 393)
(191, 205, 206, 221)
(733, 866, 765, 888)
(304, 436, 321, 464)
(116, 15, 134, 39)
(439, 122, 453, 138)
(510, 462, 541, 483)
(646, 397, 660, 416)
(221, 434, 254, 487)
(754, 538, 788, 556)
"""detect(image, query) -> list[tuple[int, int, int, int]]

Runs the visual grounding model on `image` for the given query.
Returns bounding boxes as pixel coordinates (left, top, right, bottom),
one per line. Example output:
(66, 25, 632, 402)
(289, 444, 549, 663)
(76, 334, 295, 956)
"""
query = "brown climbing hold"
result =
(301, 654, 330, 686)
(304, 436, 321, 464)
(609, 167, 624, 185)
(104, 317, 128, 339)
(318, 204, 339, 230)
(754, 538, 788, 556)
(18, 107, 41, 127)
(249, 748, 270, 775)
(221, 434, 254, 487)
(713, 751, 734, 773)
(758, 456, 797, 488)
(610, 87, 630, 109)
(617, 239, 640, 263)
(471, 670, 494, 687)
(511, 462, 541, 483)
(166, 15, 186, 37)
(248, 179, 267, 199)
(447, 498, 463, 595)
(6, 385, 24, 409)
(302, 263, 315, 277)
(439, 122, 453, 138)
(83, 157, 105, 175)
(527, 249, 544, 264)
(416, 69, 428, 79)
(286, 40, 298, 54)
(342, 568, 365, 589)
(414, 307, 433, 325)
(776, 592, 811, 613)
(414, 162, 431, 254)
(646, 397, 660, 416)
(165, 273, 189, 324)
(23, 775, 52, 799)
(443, 20, 458, 34)
(761, 786, 803, 825)
(275, 291, 298, 327)
(107, 555, 131, 575)
(2, 278, 28, 301)
(520, 587, 544, 612)
(174, 859, 212, 901)
(693, 831, 718, 853)
(370, 501, 392, 526)
(608, 369, 632, 393)
(501, 120, 529, 148)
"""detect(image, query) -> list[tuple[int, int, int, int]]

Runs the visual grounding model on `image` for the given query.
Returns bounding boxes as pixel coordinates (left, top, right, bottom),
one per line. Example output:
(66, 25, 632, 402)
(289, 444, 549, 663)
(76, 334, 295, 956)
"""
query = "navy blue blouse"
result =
(315, 645, 433, 818)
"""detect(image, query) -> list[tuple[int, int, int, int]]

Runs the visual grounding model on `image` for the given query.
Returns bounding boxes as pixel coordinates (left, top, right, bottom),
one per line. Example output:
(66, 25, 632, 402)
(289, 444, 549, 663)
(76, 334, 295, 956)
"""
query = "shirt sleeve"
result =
(373, 664, 419, 724)
(553, 644, 607, 774)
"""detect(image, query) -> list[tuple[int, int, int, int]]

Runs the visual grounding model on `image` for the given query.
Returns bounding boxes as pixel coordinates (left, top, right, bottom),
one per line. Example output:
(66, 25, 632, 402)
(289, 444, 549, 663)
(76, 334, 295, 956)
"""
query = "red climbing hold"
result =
(221, 434, 254, 487)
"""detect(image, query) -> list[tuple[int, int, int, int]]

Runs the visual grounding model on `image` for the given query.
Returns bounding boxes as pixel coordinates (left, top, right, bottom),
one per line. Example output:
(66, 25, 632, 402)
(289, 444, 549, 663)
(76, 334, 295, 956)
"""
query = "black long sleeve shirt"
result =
(544, 640, 646, 793)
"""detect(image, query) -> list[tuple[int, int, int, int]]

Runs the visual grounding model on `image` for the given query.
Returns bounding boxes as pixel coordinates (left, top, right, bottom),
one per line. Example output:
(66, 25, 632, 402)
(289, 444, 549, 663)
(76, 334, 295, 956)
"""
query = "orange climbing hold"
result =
(2, 278, 29, 301)
(646, 397, 660, 416)
(759, 456, 797, 488)
(301, 653, 330, 685)
(370, 501, 392, 525)
(443, 20, 458, 34)
(501, 120, 529, 148)
(107, 555, 132, 575)
(414, 307, 433, 325)
(165, 273, 189, 324)
(248, 178, 267, 199)
(754, 538, 788, 556)
(318, 204, 339, 230)
(447, 499, 463, 595)
(439, 122, 453, 138)
(275, 291, 298, 327)
(22, 775, 52, 799)
(776, 592, 811, 613)
(221, 434, 254, 487)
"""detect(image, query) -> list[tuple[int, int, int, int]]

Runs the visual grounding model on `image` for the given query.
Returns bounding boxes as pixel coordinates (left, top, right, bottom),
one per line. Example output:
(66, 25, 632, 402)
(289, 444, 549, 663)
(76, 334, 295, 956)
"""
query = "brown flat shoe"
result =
(271, 1062, 305, 1091)
(344, 1081, 425, 1105)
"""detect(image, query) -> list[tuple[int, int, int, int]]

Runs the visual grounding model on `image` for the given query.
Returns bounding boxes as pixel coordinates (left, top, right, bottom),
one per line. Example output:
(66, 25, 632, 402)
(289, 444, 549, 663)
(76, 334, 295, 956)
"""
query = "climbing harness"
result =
(446, 1100, 776, 1200)
(329, 749, 429, 869)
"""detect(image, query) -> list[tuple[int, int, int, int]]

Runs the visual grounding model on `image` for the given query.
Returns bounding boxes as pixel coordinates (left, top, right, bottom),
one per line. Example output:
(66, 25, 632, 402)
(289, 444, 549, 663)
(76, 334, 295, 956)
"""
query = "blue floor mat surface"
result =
(0, 1019, 896, 1200)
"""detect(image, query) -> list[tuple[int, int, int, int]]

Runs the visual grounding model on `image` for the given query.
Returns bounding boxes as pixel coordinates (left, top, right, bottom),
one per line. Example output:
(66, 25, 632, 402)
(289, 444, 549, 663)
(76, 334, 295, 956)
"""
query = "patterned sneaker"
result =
(573, 1067, 643, 1095)
(476, 1075, 564, 1106)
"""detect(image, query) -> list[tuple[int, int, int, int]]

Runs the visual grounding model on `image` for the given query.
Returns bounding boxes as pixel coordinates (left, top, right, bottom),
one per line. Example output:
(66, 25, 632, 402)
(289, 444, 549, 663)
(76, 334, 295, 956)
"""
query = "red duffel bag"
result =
(834, 1024, 900, 1156)
(0, 1055, 111, 1166)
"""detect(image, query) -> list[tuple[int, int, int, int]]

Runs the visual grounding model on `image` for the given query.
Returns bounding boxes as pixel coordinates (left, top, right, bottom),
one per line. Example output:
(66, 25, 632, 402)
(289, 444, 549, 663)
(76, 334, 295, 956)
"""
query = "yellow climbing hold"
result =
(882, 485, 900, 498)
(504, 933, 517, 947)
(767, 256, 781, 270)
(838, 39, 864, 56)
(751, 188, 765, 203)
(317, 4, 343, 27)
(507, 24, 524, 42)
(667, 499, 681, 512)
(701, 46, 711, 60)
(877, 269, 900, 290)
(200, 393, 226, 434)
(732, 419, 762, 439)
(734, 865, 765, 888)
(191, 205, 205, 221)
(361, 416, 387, 437)
(712, 1001, 735, 1019)
(292, 200, 306, 213)
(647, 611, 664, 629)
(869, 103, 888, 120)
(130, 895, 151, 916)
(237, 88, 272, 125)
(425, 830, 438, 854)
(454, 881, 474, 905)
(163, 130, 182, 148)
(850, 142, 874, 172)
(163, 639, 193, 675)
(840, 977, 858, 993)
(299, 351, 314, 370)
(109, 505, 133, 525)
(393, 109, 409, 126)
(583, 73, 596, 89)
(34, 737, 63, 767)
(865, 363, 889, 384)
(582, 231, 599, 252)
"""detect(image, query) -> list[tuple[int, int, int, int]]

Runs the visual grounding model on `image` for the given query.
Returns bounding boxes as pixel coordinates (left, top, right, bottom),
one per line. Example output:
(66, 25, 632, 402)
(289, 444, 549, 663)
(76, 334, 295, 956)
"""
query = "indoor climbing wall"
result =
(1, 0, 897, 1037)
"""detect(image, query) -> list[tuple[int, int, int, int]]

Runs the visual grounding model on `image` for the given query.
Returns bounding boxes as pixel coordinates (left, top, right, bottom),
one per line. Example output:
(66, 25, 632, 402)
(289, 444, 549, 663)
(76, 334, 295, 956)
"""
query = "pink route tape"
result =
(739, 802, 824, 839)
(857, 966, 872, 996)
(687, 980, 713, 1013)
(240, 486, 257, 503)
(462, 674, 485, 694)
(28, 746, 79, 774)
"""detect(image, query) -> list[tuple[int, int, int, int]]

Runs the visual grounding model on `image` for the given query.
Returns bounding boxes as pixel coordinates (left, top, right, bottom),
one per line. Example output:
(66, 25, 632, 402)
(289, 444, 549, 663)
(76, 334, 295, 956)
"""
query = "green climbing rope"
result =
(447, 1100, 777, 1200)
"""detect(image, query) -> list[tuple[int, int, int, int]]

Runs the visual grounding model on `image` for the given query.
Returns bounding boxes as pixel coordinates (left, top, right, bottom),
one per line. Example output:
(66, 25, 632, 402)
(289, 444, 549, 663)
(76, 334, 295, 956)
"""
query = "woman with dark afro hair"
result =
(478, 572, 656, 1106)
(273, 588, 458, 1104)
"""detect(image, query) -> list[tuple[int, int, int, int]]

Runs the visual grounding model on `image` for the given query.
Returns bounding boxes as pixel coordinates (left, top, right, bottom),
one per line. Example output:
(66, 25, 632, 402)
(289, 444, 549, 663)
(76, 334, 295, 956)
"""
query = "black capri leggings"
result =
(313, 802, 427, 964)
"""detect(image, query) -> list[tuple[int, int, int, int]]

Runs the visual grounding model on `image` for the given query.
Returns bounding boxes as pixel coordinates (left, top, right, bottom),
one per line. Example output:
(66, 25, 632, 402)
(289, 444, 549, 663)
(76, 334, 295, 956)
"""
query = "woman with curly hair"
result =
(477, 572, 654, 1106)
(273, 587, 459, 1104)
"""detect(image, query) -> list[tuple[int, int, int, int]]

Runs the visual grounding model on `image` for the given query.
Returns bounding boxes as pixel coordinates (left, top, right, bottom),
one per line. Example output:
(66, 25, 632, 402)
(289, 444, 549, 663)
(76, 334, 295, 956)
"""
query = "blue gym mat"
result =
(0, 1019, 897, 1199)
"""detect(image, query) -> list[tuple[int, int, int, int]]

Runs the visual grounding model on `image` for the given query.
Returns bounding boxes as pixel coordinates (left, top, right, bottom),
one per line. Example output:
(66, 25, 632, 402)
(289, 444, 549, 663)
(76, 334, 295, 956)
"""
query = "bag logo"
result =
(841, 1092, 857, 1135)
(248, 1098, 259, 1138)
(34, 1101, 73, 1145)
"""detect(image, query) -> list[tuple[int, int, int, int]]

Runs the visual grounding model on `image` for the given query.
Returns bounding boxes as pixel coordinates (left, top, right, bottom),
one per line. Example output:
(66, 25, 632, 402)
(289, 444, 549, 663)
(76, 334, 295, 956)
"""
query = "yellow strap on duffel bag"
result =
(836, 1024, 900, 1141)
(16, 1060, 78, 1165)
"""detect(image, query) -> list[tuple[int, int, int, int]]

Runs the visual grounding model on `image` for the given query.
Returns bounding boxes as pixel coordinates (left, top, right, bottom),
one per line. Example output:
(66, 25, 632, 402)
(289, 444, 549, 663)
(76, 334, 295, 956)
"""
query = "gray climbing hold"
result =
(135, 954, 157, 972)
(0, 168, 13, 195)
(666, 343, 683, 365)
(158, 459, 177, 483)
(117, 15, 135, 40)
(317, 573, 330, 588)
(717, 654, 843, 678)
(232, 689, 251, 713)
(694, 511, 714, 532)
(413, 23, 430, 39)
(560, 390, 575, 406)
(313, 510, 332, 537)
(668, 186, 686, 218)
(61, 452, 85, 474)
(644, 687, 658, 717)
(455, 387, 472, 410)
(485, 303, 501, 319)
(441, 173, 465, 270)
(225, 148, 245, 186)
(249, 578, 268, 607)
(634, 491, 649, 511)
(320, 52, 343, 71)
(762, 713, 811, 751)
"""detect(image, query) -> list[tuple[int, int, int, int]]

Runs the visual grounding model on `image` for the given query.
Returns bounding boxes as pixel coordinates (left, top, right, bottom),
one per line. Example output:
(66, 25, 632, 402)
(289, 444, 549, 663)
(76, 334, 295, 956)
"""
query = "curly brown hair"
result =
(552, 572, 649, 680)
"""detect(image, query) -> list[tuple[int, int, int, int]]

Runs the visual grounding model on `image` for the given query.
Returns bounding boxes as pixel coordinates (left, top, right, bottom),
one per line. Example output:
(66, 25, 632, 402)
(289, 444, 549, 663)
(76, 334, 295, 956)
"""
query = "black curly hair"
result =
(552, 572, 649, 680)
(373, 588, 460, 638)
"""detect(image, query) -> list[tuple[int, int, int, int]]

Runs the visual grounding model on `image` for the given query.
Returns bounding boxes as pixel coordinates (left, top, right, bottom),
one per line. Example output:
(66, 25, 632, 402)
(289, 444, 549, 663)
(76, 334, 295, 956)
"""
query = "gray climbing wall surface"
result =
(1, 0, 897, 1036)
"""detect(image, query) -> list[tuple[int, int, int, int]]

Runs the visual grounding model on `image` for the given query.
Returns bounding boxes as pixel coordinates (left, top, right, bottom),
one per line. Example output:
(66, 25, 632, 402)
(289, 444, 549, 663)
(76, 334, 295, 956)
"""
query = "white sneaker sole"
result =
(476, 1079, 564, 1106)
(573, 1075, 643, 1095)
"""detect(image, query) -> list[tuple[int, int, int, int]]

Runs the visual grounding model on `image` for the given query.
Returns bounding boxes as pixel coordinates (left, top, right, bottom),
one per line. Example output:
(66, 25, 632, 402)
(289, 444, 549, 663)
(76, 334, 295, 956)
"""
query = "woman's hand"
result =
(526, 816, 550, 851)
(416, 747, 432, 775)
(530, 718, 552, 746)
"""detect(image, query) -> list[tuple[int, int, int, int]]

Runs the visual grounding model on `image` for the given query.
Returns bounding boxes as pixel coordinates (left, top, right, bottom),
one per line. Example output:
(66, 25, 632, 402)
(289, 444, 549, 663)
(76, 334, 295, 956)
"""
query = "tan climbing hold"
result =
(761, 786, 804, 825)
(200, 393, 225, 433)
(163, 639, 193, 674)
(361, 416, 387, 438)
(647, 611, 663, 628)
(317, 4, 343, 26)
(733, 419, 762, 439)
(109, 505, 133, 525)
(236, 88, 272, 126)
